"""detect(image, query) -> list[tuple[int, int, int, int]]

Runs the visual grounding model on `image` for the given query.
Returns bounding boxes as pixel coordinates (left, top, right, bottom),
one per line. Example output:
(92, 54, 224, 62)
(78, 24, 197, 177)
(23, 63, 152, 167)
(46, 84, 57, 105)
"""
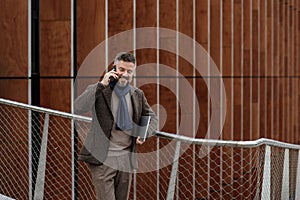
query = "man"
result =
(74, 52, 157, 200)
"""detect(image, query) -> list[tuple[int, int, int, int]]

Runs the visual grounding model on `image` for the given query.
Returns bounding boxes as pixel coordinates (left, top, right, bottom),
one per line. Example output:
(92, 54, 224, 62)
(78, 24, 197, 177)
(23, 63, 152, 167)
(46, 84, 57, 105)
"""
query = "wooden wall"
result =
(75, 0, 300, 145)
(0, 0, 300, 199)
(1, 0, 299, 149)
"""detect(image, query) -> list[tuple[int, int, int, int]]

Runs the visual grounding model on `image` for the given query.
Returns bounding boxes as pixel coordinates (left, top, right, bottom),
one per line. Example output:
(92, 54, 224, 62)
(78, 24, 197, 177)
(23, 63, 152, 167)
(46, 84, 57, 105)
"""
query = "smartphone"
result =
(109, 65, 118, 84)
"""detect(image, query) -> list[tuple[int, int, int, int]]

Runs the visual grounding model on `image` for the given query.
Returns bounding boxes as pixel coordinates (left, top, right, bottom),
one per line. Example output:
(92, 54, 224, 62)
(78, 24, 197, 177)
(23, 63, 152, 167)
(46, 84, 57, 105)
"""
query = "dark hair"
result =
(114, 52, 136, 65)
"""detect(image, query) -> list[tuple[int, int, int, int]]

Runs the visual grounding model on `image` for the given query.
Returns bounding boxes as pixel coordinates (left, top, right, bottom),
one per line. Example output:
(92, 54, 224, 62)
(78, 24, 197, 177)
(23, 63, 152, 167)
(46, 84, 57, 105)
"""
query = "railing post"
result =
(281, 149, 289, 200)
(261, 145, 271, 200)
(166, 141, 181, 200)
(33, 114, 49, 200)
(133, 169, 137, 200)
(28, 110, 33, 200)
(72, 120, 79, 200)
(31, 110, 41, 198)
(295, 150, 300, 199)
(71, 0, 78, 197)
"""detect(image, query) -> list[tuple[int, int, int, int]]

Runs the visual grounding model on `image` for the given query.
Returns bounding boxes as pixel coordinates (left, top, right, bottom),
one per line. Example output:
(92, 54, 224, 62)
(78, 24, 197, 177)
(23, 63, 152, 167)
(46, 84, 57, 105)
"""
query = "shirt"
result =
(107, 90, 133, 157)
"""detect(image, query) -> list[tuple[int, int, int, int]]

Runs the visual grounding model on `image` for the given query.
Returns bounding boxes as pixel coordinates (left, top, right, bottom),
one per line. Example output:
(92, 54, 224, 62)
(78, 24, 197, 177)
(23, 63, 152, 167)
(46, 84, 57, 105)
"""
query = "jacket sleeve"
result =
(74, 83, 98, 114)
(141, 91, 158, 137)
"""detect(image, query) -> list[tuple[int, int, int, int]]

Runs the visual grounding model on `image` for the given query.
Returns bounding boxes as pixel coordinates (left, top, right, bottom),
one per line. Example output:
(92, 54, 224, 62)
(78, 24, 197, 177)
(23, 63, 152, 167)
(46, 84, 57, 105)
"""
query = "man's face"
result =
(116, 60, 135, 86)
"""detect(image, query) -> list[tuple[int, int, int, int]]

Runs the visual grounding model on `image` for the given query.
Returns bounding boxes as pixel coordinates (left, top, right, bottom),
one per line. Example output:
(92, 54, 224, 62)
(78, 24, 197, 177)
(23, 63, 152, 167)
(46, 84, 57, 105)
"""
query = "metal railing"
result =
(1, 98, 300, 200)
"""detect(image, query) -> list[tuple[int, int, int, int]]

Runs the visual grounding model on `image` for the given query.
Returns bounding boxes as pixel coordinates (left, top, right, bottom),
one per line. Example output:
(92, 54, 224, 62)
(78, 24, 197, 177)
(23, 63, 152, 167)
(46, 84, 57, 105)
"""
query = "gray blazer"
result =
(74, 82, 158, 166)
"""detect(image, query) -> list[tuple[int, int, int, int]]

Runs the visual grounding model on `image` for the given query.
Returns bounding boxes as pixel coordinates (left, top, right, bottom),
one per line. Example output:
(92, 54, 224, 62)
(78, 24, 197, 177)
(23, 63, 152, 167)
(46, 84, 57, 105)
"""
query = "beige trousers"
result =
(89, 154, 132, 200)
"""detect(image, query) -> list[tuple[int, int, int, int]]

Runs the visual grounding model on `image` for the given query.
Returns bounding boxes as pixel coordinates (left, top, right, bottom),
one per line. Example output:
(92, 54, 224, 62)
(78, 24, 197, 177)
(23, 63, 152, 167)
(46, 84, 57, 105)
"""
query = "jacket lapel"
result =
(130, 87, 140, 124)
(102, 86, 113, 114)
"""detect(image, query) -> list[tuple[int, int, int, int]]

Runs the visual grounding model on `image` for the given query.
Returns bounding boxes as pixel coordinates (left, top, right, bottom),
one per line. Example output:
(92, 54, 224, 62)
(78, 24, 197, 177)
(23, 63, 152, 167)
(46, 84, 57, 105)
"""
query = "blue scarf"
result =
(113, 83, 133, 131)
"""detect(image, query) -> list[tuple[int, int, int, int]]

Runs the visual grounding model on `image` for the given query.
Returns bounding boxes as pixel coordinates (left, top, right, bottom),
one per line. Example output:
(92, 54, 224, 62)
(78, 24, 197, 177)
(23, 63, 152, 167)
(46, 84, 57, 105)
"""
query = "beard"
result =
(117, 75, 130, 87)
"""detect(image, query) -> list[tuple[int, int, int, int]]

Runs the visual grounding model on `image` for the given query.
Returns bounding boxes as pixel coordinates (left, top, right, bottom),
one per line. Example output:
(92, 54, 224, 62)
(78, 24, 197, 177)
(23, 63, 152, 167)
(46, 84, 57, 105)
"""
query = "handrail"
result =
(155, 131, 300, 150)
(1, 97, 300, 150)
(0, 98, 91, 122)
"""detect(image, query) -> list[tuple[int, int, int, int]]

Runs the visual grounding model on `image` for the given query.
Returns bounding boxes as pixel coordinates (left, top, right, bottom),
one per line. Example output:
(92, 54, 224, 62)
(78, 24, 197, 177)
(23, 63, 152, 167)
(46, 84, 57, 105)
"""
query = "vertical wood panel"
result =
(291, 0, 295, 142)
(39, 0, 71, 112)
(108, 0, 133, 62)
(273, 0, 280, 141)
(295, 0, 298, 143)
(295, 1, 300, 144)
(243, 0, 251, 141)
(283, 0, 288, 142)
(289, 0, 294, 143)
(292, 0, 297, 143)
(222, 0, 233, 140)
(77, 0, 105, 66)
(178, 0, 194, 124)
(233, 0, 242, 140)
(136, 1, 157, 114)
(0, 0, 28, 104)
(286, 0, 291, 143)
(266, 0, 273, 139)
(291, 1, 298, 142)
(298, 1, 300, 144)
(40, 22, 71, 77)
(296, 0, 300, 143)
(279, 0, 284, 142)
(252, 0, 259, 140)
(259, 0, 267, 138)
(196, 0, 209, 139)
(40, 0, 70, 20)
(108, 0, 133, 36)
(158, 0, 176, 134)
(210, 0, 221, 68)
(0, 80, 27, 103)
(0, 0, 28, 77)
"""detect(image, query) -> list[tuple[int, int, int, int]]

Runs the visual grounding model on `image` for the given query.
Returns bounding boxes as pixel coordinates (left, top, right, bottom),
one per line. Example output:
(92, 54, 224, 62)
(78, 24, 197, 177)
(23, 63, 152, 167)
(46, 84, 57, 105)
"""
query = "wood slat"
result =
(0, 79, 27, 103)
(40, 79, 71, 112)
(40, 21, 71, 76)
(266, 0, 273, 139)
(233, 0, 242, 140)
(40, 0, 70, 20)
(252, 0, 259, 140)
(0, 0, 27, 77)
(243, 0, 251, 142)
(77, 0, 105, 67)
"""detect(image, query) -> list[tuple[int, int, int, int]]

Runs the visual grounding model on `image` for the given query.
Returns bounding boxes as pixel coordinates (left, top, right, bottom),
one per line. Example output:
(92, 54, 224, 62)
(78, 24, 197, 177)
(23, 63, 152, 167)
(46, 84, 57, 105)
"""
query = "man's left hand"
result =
(136, 136, 145, 145)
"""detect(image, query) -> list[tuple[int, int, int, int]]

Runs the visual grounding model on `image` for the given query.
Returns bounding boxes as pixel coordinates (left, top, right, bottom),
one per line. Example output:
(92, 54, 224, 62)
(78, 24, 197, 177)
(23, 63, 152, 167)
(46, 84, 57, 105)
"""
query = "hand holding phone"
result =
(108, 65, 119, 87)
(100, 65, 118, 86)
(109, 65, 118, 83)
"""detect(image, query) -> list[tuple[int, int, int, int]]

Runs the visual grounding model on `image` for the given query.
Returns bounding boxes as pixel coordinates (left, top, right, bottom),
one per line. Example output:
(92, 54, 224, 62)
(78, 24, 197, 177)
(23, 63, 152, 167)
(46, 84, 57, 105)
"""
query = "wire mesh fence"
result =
(0, 102, 95, 200)
(0, 98, 300, 200)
